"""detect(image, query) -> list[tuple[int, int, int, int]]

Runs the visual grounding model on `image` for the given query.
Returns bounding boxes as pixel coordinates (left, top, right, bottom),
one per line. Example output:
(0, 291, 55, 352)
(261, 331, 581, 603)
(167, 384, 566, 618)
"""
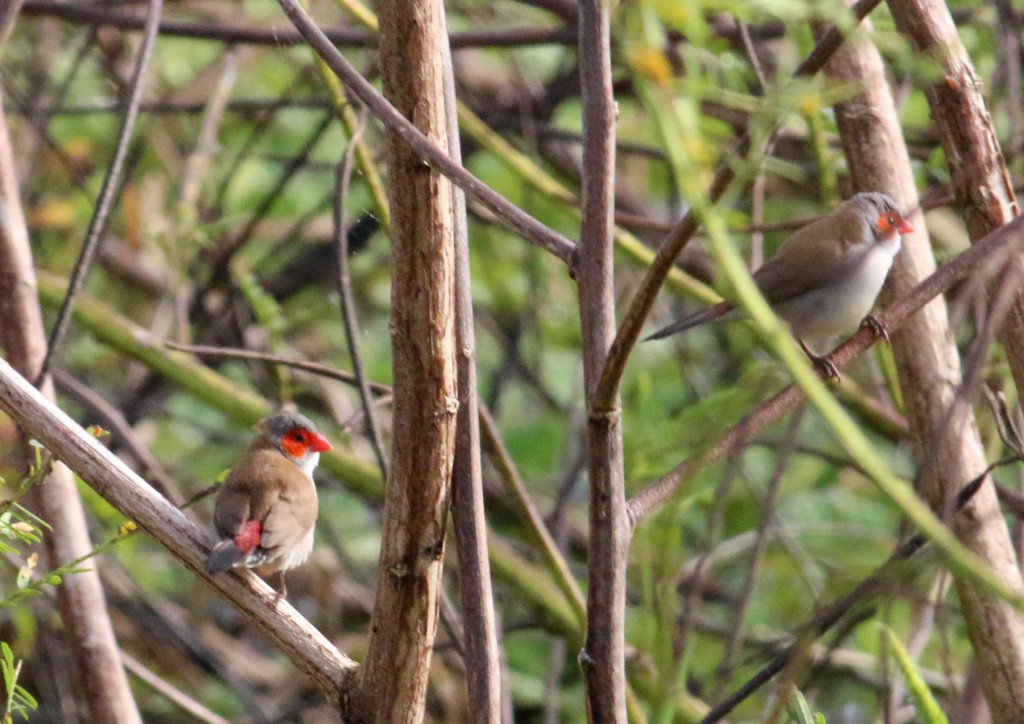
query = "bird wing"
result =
(213, 443, 283, 538)
(752, 215, 858, 304)
(259, 464, 318, 554)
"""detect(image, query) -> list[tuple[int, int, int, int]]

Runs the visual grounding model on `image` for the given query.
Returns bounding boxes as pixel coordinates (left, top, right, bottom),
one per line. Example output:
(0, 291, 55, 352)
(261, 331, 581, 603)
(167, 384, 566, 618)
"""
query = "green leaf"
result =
(880, 624, 948, 724)
(786, 688, 817, 724)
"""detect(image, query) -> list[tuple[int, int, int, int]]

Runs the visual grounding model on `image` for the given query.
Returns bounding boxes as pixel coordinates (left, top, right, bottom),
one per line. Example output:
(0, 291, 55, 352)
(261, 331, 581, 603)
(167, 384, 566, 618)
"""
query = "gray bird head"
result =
(842, 192, 910, 244)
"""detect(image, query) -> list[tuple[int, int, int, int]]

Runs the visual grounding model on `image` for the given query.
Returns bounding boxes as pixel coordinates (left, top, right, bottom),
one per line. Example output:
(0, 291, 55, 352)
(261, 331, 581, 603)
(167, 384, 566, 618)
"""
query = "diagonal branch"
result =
(275, 0, 577, 266)
(38, 0, 162, 381)
(0, 358, 359, 704)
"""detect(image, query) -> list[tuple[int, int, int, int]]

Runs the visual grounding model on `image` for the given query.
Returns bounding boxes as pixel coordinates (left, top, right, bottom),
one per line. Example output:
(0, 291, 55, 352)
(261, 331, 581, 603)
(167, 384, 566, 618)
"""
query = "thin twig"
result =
(441, 4, 503, 716)
(162, 341, 391, 394)
(714, 407, 804, 696)
(701, 468, 994, 722)
(275, 0, 577, 266)
(121, 650, 230, 724)
(21, 1, 576, 49)
(334, 112, 389, 479)
(38, 0, 163, 382)
(593, 0, 884, 415)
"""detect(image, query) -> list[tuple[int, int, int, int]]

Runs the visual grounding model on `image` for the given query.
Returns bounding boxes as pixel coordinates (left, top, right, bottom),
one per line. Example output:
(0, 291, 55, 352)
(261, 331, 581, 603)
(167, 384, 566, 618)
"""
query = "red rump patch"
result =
(233, 520, 262, 554)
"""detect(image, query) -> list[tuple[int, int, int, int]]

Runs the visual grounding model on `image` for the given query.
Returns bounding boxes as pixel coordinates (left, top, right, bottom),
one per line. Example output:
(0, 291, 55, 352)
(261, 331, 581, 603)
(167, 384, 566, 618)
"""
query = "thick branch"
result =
(888, 0, 1024, 403)
(827, 7, 1024, 720)
(352, 0, 458, 719)
(575, 0, 628, 720)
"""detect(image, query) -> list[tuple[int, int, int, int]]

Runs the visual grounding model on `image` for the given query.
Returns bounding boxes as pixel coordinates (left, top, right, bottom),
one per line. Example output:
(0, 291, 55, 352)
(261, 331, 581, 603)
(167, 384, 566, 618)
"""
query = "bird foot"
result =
(798, 340, 840, 382)
(860, 315, 889, 343)
(809, 354, 841, 382)
(275, 571, 288, 602)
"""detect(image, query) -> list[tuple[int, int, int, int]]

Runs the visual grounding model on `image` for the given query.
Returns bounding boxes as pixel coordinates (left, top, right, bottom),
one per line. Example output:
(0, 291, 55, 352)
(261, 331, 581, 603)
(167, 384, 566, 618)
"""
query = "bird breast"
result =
(268, 526, 316, 572)
(775, 238, 899, 342)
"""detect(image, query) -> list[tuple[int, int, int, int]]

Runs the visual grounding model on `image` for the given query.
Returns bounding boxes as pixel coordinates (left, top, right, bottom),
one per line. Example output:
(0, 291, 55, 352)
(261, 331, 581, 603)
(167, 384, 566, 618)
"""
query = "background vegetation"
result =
(1, 0, 1023, 721)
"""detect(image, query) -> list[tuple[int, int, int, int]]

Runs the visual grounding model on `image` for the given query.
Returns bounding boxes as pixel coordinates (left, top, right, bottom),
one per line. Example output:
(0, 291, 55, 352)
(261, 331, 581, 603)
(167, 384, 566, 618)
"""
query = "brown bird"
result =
(206, 411, 332, 596)
(647, 192, 914, 378)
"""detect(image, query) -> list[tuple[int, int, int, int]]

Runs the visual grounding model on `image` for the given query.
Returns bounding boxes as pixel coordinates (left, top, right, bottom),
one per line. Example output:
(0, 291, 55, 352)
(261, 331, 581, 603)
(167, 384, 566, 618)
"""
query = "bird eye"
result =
(290, 430, 308, 443)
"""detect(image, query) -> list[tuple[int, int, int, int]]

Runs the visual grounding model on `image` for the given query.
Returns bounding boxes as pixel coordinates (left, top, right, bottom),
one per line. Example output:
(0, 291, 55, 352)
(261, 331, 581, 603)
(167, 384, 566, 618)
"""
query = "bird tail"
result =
(206, 540, 246, 574)
(645, 302, 734, 341)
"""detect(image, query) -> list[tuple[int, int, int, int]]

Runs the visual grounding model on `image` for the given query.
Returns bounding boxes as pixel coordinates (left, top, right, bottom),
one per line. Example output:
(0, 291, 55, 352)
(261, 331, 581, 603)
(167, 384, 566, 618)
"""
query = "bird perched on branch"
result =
(206, 411, 332, 597)
(647, 192, 914, 378)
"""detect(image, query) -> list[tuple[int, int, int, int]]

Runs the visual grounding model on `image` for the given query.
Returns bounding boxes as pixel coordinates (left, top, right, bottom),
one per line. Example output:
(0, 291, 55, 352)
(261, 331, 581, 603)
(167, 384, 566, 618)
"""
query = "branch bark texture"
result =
(0, 94, 141, 724)
(575, 0, 628, 720)
(826, 9, 1024, 720)
(888, 0, 1024, 398)
(351, 0, 458, 719)
(441, 8, 503, 720)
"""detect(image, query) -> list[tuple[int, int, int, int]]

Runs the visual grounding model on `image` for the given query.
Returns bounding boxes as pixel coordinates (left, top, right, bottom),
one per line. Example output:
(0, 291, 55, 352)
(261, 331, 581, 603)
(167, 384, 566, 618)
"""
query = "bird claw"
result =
(860, 315, 889, 343)
(810, 354, 841, 383)
(798, 339, 840, 382)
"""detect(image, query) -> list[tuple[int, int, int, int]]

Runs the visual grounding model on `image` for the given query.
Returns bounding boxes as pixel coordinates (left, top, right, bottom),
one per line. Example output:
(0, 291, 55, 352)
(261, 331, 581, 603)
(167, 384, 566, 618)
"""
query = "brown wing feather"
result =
(752, 203, 864, 304)
(259, 478, 318, 554)
(213, 441, 284, 537)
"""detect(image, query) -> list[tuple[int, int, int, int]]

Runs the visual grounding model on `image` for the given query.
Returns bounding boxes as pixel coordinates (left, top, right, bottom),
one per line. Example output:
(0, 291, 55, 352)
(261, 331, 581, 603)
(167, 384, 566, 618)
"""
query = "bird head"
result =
(257, 411, 333, 475)
(846, 192, 914, 245)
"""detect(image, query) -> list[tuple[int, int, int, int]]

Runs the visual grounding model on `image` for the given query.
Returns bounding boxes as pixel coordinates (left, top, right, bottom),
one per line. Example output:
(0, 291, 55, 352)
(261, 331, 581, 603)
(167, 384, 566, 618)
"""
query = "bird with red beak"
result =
(647, 192, 915, 379)
(206, 411, 333, 597)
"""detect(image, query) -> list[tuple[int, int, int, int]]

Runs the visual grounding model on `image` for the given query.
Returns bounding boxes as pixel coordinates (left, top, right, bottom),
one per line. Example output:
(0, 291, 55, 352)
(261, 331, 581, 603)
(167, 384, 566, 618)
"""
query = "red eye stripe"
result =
(280, 428, 332, 457)
(876, 212, 913, 236)
(876, 213, 894, 234)
(281, 431, 308, 458)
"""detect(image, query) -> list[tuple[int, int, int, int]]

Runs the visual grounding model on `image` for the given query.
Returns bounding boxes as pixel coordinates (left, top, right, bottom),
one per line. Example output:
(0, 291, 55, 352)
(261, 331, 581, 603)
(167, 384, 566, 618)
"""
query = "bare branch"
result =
(21, 0, 575, 49)
(275, 0, 577, 266)
(0, 359, 359, 703)
(352, 0, 458, 718)
(39, 0, 162, 381)
(441, 6, 503, 717)
(574, 0, 628, 719)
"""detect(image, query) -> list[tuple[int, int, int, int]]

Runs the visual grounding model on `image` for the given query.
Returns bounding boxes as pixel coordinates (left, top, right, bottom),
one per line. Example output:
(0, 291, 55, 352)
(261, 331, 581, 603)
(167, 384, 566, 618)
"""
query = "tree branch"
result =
(0, 358, 359, 704)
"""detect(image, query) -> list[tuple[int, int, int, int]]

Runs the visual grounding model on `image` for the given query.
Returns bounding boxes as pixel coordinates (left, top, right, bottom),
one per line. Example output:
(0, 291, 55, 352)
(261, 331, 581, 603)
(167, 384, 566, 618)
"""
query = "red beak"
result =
(309, 433, 333, 453)
(897, 217, 914, 234)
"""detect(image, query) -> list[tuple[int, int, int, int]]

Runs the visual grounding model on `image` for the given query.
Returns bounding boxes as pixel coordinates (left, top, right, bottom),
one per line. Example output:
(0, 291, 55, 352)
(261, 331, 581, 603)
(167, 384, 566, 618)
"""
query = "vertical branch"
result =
(877, 2, 1024, 719)
(440, 7, 503, 721)
(334, 117, 390, 480)
(888, 0, 1024, 395)
(351, 0, 457, 719)
(0, 95, 142, 722)
(575, 0, 627, 721)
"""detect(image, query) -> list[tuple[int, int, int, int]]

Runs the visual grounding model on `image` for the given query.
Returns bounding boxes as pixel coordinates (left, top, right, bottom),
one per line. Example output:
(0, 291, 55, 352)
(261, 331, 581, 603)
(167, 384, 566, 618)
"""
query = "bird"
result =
(646, 192, 914, 378)
(205, 411, 332, 597)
